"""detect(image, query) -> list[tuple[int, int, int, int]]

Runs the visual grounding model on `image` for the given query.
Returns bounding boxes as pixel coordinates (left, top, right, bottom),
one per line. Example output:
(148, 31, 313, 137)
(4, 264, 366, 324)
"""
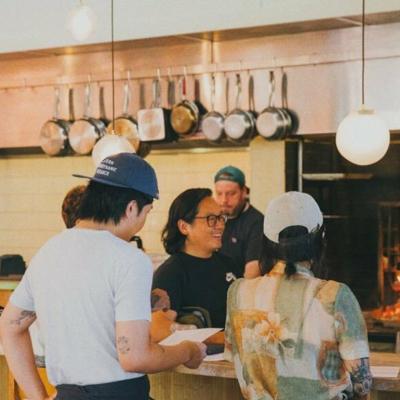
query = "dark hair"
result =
(77, 181, 153, 225)
(162, 188, 212, 255)
(260, 225, 326, 279)
(61, 185, 87, 228)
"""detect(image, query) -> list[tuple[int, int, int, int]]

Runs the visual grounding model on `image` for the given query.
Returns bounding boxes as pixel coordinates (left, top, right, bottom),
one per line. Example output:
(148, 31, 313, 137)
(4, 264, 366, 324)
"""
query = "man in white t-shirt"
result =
(0, 153, 206, 400)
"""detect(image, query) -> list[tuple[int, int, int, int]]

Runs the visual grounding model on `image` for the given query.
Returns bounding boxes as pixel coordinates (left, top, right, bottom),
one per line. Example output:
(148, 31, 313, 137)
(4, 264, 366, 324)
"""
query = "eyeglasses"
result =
(193, 214, 228, 227)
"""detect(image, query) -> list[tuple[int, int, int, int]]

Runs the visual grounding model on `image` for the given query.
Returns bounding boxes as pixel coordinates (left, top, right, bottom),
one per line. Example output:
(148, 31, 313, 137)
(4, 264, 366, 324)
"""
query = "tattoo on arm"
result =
(348, 358, 372, 398)
(117, 336, 131, 354)
(9, 310, 36, 326)
(35, 355, 46, 368)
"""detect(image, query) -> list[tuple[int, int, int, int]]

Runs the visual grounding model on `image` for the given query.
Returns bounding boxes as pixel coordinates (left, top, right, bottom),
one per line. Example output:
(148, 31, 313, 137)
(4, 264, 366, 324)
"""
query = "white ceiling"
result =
(1, 0, 400, 54)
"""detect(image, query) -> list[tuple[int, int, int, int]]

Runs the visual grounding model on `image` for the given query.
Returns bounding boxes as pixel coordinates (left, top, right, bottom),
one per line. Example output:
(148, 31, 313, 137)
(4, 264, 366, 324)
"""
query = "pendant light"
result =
(335, 0, 390, 166)
(67, 0, 96, 42)
(92, 0, 134, 167)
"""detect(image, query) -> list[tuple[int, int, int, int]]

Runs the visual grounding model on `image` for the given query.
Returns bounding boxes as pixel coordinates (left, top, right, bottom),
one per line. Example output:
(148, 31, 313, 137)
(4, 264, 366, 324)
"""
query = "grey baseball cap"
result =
(73, 152, 159, 199)
(264, 191, 323, 243)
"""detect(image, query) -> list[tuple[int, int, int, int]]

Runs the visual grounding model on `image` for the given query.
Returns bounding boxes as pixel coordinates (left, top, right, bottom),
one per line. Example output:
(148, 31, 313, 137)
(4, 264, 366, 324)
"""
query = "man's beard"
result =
(225, 200, 247, 219)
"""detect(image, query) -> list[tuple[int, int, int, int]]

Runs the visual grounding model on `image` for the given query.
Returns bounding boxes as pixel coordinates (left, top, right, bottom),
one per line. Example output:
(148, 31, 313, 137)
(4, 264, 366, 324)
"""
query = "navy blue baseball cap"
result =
(73, 153, 159, 199)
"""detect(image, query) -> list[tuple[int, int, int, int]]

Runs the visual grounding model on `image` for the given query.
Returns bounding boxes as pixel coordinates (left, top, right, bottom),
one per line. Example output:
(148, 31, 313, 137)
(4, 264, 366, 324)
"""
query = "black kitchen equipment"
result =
(137, 76, 177, 143)
(0, 254, 26, 276)
(201, 73, 225, 142)
(108, 78, 151, 157)
(256, 71, 291, 140)
(39, 86, 72, 156)
(224, 73, 256, 142)
(69, 80, 107, 155)
(170, 75, 202, 137)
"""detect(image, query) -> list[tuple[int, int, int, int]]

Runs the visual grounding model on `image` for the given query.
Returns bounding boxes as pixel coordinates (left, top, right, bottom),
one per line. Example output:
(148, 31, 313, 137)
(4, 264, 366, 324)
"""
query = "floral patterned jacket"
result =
(224, 263, 370, 400)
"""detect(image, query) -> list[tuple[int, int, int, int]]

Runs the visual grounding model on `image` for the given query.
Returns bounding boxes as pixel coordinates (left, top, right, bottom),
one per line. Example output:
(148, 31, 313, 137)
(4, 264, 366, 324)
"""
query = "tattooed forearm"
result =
(9, 310, 36, 326)
(347, 357, 372, 398)
(117, 336, 131, 354)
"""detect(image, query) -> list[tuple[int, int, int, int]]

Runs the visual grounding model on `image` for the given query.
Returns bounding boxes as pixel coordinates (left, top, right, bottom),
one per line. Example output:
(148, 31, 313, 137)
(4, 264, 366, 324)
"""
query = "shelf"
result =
(302, 173, 373, 181)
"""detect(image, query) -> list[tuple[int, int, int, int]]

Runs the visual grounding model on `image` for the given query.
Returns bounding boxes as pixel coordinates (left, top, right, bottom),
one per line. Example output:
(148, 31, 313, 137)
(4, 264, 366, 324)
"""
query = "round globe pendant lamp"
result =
(67, 1, 96, 42)
(336, 0, 390, 166)
(91, 0, 134, 167)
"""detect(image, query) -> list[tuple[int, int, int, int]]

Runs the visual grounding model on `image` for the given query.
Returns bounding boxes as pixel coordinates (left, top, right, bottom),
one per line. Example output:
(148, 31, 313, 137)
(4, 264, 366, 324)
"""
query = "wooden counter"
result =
(1, 352, 399, 400)
(1, 281, 399, 399)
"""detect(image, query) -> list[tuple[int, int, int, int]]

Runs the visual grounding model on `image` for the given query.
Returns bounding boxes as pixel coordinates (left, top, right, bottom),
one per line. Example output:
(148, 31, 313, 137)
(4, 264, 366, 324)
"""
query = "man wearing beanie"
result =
(214, 165, 264, 278)
(0, 153, 206, 400)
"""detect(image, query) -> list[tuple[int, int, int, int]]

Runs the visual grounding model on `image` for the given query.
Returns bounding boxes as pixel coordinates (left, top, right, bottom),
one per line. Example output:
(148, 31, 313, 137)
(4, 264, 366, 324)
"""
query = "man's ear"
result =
(126, 200, 138, 218)
(177, 219, 190, 235)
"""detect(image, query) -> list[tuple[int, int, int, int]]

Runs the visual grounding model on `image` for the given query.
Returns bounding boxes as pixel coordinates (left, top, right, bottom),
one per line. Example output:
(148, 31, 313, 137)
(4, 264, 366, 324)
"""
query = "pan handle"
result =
(281, 71, 288, 109)
(235, 73, 242, 109)
(151, 78, 162, 108)
(53, 86, 61, 119)
(210, 74, 216, 112)
(248, 74, 255, 111)
(99, 86, 107, 120)
(167, 77, 175, 108)
(84, 82, 91, 118)
(225, 74, 230, 114)
(268, 71, 276, 108)
(151, 79, 157, 108)
(68, 87, 75, 122)
(123, 81, 131, 115)
(139, 81, 146, 110)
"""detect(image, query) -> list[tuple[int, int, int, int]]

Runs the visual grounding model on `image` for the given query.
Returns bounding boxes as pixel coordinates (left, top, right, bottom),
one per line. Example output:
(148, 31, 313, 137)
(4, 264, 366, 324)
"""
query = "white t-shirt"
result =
(11, 228, 152, 386)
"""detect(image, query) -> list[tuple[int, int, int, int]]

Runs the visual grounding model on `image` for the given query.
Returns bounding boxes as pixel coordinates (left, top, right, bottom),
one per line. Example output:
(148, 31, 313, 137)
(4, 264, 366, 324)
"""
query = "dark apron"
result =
(55, 375, 150, 400)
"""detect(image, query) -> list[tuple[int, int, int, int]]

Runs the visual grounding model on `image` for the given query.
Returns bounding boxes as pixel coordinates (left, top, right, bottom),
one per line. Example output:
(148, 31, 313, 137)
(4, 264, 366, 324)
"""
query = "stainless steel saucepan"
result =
(69, 81, 106, 154)
(224, 73, 255, 142)
(39, 86, 72, 156)
(201, 73, 225, 142)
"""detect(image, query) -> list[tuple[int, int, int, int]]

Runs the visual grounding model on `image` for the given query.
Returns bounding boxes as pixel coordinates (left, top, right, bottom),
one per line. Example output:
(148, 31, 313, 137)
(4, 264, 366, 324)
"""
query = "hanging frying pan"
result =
(69, 81, 106, 154)
(108, 79, 151, 157)
(201, 73, 225, 142)
(224, 73, 255, 142)
(39, 86, 72, 156)
(256, 71, 291, 140)
(138, 76, 177, 143)
(170, 75, 200, 136)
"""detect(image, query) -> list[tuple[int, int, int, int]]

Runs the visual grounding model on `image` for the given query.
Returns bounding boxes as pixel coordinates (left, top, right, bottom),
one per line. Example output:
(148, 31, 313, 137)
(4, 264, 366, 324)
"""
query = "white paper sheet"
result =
(371, 366, 400, 378)
(204, 353, 225, 362)
(159, 328, 222, 346)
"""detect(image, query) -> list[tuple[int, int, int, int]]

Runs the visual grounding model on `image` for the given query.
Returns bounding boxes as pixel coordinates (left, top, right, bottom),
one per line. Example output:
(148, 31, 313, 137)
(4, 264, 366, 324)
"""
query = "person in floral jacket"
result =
(224, 191, 372, 400)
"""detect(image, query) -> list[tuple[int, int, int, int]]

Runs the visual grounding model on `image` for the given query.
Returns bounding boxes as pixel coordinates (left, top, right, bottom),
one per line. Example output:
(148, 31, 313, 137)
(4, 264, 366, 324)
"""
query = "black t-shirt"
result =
(152, 252, 236, 328)
(219, 204, 264, 277)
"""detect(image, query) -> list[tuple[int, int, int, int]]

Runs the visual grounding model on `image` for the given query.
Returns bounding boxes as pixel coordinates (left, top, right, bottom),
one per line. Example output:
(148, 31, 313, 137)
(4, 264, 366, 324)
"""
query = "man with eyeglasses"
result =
(214, 166, 264, 279)
(152, 188, 237, 328)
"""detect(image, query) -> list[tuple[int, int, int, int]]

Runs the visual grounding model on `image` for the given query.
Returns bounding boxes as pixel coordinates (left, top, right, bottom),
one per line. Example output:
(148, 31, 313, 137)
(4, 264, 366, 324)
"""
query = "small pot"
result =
(224, 73, 256, 142)
(69, 82, 106, 155)
(201, 73, 225, 142)
(256, 71, 291, 140)
(39, 87, 72, 156)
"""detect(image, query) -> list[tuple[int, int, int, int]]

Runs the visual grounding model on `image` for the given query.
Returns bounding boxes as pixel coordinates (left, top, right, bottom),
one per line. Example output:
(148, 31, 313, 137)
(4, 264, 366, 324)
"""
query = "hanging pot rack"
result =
(1, 50, 400, 92)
